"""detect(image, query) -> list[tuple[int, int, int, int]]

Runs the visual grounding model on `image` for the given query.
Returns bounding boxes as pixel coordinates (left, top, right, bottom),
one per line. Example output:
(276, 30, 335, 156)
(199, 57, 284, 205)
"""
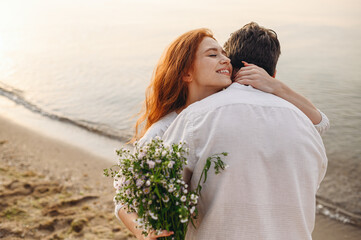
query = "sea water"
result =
(0, 0, 360, 218)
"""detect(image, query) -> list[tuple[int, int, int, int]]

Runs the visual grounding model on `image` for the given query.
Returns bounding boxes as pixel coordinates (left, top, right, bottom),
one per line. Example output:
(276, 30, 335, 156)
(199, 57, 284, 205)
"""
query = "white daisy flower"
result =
(138, 152, 145, 159)
(181, 218, 188, 223)
(180, 196, 187, 202)
(168, 161, 175, 168)
(143, 187, 150, 194)
(147, 160, 155, 169)
(136, 179, 144, 188)
(162, 195, 170, 203)
(149, 211, 158, 220)
(162, 150, 167, 157)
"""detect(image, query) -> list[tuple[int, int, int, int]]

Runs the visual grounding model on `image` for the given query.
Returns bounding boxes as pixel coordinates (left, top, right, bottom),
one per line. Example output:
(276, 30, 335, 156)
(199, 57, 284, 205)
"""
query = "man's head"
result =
(224, 22, 281, 76)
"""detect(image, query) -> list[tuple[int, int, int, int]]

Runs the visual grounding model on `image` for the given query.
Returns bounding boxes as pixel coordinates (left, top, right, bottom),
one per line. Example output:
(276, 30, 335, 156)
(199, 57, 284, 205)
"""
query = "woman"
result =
(114, 28, 329, 240)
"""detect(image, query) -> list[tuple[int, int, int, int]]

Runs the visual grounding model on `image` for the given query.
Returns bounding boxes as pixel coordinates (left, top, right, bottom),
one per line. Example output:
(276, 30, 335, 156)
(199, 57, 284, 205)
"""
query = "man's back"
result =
(163, 83, 327, 240)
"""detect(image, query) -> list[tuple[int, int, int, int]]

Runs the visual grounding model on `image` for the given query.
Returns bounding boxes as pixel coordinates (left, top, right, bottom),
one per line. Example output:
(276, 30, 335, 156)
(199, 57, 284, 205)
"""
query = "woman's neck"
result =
(185, 86, 218, 109)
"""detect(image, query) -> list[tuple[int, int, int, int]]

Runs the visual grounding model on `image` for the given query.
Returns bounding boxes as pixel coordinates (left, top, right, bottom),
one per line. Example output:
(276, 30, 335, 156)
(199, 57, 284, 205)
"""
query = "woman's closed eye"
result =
(208, 54, 217, 57)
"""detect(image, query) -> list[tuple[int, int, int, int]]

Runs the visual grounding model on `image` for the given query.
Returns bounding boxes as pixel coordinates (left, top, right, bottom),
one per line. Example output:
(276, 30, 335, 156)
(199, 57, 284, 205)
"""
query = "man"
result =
(163, 22, 328, 239)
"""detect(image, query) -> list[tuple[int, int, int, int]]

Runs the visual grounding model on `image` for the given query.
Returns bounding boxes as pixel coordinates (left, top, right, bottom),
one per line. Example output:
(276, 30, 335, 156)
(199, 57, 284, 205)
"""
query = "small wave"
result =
(0, 82, 130, 142)
(316, 197, 361, 228)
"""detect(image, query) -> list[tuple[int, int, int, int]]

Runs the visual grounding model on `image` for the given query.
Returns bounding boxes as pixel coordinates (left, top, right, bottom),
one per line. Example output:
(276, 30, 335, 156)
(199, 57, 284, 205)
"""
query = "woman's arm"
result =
(234, 62, 329, 133)
(115, 200, 173, 240)
(114, 174, 173, 239)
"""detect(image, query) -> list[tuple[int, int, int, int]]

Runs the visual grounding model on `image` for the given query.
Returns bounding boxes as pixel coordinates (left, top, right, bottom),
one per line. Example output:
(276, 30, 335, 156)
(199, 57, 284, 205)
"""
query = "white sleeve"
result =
(114, 202, 124, 222)
(314, 110, 330, 135)
(138, 112, 177, 146)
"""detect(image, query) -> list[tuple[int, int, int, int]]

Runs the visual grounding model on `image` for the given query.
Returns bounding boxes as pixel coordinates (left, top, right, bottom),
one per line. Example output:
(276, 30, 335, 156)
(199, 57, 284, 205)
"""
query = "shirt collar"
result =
(227, 82, 260, 92)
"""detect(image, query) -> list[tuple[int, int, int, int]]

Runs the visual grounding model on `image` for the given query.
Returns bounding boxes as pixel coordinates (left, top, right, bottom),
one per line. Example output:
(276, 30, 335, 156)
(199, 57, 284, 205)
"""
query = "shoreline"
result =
(0, 96, 124, 161)
(1, 116, 361, 239)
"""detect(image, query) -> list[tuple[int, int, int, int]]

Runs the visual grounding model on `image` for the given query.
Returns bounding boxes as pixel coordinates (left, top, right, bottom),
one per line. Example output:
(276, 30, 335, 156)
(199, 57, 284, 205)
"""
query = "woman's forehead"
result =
(198, 37, 222, 52)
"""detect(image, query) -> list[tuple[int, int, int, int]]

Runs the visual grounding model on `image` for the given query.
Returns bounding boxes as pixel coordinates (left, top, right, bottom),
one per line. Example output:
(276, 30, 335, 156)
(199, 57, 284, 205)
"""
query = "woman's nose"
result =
(221, 55, 231, 64)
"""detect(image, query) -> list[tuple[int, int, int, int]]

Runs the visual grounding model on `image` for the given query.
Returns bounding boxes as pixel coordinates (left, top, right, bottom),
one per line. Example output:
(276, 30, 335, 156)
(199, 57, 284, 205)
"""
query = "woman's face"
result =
(189, 37, 232, 93)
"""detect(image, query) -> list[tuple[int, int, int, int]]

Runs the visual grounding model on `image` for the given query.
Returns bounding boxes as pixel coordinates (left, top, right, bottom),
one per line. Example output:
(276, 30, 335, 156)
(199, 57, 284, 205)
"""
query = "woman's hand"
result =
(233, 61, 284, 95)
(140, 230, 174, 240)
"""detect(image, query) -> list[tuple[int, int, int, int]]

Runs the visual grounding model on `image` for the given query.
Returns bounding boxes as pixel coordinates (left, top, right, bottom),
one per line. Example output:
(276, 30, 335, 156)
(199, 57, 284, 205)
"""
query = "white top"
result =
(137, 111, 178, 146)
(163, 83, 328, 240)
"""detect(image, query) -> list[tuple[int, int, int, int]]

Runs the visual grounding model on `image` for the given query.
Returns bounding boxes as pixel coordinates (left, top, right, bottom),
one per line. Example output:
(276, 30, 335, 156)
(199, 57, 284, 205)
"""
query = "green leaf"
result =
(154, 187, 162, 199)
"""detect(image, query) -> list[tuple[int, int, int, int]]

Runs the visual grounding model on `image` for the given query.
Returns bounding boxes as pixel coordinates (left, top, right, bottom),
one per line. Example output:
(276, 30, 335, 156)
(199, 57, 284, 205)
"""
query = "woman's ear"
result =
(183, 73, 193, 83)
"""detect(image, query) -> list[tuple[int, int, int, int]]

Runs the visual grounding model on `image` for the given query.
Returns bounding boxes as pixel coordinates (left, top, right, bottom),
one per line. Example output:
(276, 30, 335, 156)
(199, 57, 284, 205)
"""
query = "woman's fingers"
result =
(242, 61, 255, 67)
(234, 76, 255, 82)
(235, 70, 259, 80)
(148, 230, 174, 239)
(239, 64, 267, 75)
(236, 70, 259, 78)
(238, 68, 256, 74)
(235, 78, 254, 86)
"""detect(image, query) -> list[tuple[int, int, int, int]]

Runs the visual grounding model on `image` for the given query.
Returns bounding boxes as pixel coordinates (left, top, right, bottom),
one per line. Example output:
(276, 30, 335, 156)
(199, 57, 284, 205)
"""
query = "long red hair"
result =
(134, 28, 214, 140)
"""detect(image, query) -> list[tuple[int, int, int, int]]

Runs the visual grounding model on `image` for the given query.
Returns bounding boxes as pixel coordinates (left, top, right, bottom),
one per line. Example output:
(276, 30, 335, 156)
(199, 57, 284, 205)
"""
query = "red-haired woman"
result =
(114, 29, 329, 240)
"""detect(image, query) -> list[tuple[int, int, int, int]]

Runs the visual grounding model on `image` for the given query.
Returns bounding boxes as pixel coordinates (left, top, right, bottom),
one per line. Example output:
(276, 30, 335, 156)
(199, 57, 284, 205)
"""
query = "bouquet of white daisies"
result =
(104, 137, 227, 240)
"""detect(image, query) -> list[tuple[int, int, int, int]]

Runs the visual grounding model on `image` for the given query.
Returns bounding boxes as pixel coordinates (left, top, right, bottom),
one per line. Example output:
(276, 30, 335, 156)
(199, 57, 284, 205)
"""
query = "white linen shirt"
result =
(163, 83, 328, 240)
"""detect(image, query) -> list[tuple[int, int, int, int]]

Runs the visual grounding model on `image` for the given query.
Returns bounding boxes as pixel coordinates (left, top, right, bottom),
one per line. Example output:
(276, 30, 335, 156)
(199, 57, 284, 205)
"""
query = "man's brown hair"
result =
(224, 22, 281, 76)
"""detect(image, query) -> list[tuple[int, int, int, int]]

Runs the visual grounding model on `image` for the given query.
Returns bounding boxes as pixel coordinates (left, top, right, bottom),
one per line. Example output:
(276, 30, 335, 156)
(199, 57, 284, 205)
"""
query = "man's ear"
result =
(183, 73, 193, 83)
(272, 69, 277, 78)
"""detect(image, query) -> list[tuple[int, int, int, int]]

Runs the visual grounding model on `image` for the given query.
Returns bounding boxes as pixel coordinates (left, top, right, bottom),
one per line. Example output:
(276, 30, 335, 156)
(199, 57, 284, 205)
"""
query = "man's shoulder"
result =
(183, 83, 298, 114)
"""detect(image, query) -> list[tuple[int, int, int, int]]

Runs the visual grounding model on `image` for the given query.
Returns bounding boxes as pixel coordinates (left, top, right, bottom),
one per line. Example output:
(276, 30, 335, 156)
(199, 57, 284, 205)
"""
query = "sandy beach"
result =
(1, 116, 361, 240)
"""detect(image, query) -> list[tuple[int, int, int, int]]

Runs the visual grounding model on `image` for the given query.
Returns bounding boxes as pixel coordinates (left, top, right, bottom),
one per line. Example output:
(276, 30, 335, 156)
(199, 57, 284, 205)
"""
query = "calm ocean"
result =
(0, 0, 360, 219)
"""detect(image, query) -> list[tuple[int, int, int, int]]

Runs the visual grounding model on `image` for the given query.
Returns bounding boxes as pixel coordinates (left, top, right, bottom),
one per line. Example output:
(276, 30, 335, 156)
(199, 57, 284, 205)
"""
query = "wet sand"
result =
(0, 116, 360, 239)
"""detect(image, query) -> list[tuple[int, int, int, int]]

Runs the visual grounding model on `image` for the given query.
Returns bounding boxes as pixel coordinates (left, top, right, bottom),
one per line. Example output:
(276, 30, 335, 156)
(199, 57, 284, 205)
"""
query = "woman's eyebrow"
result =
(203, 47, 227, 56)
(203, 47, 219, 53)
